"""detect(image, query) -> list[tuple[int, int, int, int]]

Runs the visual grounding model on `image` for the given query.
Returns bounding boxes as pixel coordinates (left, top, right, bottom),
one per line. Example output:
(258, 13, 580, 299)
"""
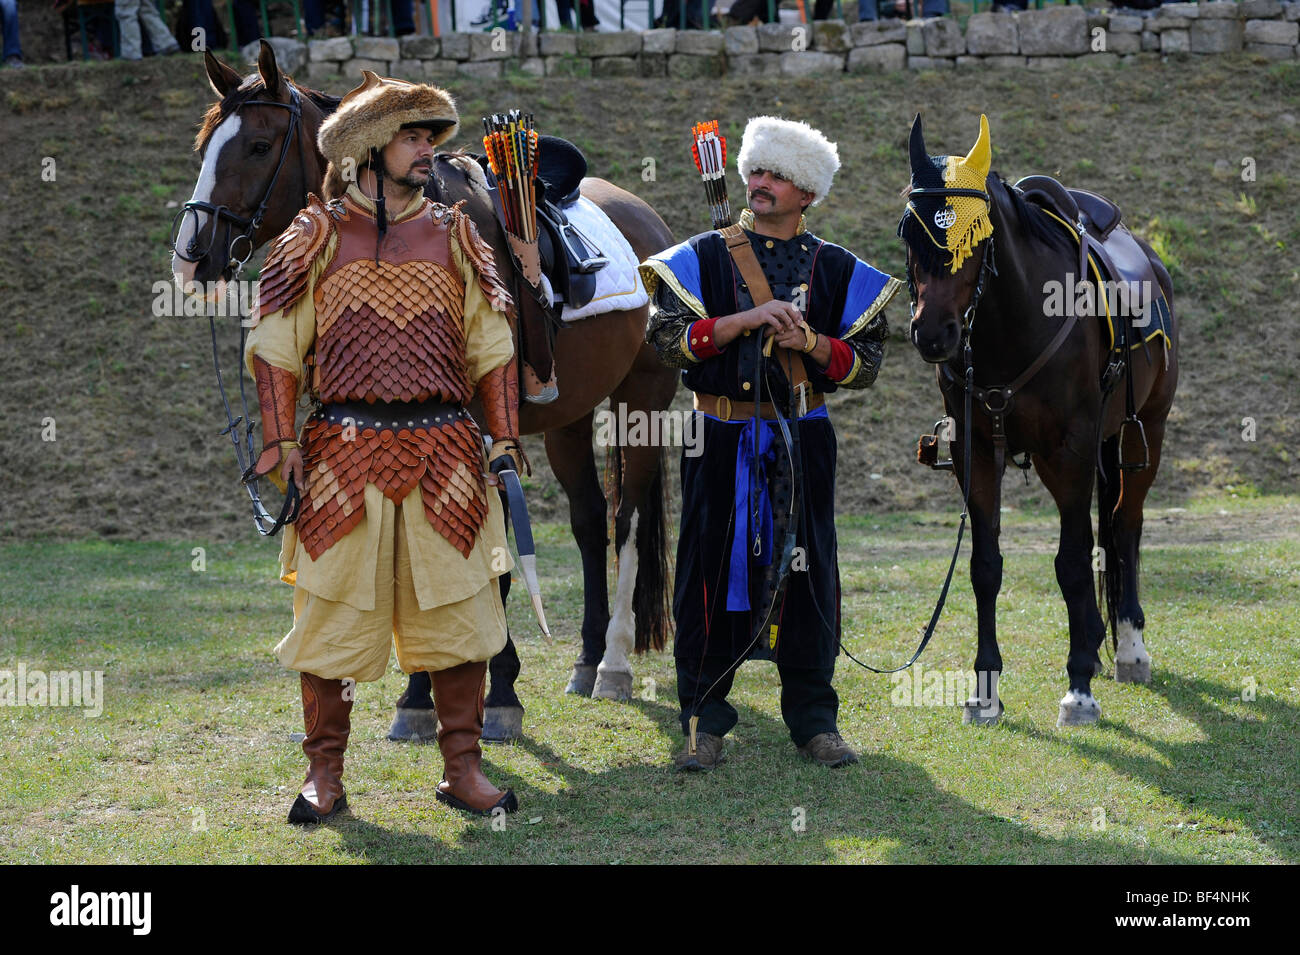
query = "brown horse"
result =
(900, 114, 1179, 727)
(171, 42, 679, 741)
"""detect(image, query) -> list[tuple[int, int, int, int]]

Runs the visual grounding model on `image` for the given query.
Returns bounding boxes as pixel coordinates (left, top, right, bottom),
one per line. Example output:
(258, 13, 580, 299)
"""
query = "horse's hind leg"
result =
(1109, 395, 1171, 685)
(1035, 440, 1108, 727)
(544, 413, 612, 697)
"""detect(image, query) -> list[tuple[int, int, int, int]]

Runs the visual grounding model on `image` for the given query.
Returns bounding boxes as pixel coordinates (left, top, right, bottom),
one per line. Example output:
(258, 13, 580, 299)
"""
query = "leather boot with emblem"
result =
(288, 672, 353, 824)
(432, 661, 518, 816)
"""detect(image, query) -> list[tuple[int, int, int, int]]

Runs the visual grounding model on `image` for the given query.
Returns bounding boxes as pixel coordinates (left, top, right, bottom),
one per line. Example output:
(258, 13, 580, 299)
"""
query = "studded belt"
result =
(314, 399, 470, 432)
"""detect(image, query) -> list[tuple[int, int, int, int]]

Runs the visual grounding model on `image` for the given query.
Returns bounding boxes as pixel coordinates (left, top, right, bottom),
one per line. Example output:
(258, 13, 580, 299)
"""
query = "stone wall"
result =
(249, 3, 1300, 82)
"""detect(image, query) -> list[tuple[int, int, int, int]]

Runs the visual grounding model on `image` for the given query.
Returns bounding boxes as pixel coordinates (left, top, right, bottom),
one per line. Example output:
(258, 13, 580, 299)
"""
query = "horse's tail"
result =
(604, 443, 673, 655)
(1095, 446, 1122, 653)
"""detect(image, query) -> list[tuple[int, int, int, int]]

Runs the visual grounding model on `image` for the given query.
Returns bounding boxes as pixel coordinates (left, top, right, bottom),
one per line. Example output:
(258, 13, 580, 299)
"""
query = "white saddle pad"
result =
(555, 196, 649, 323)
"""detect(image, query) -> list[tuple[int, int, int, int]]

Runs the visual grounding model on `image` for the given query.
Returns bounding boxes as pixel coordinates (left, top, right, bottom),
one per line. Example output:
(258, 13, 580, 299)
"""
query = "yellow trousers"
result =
(274, 495, 508, 683)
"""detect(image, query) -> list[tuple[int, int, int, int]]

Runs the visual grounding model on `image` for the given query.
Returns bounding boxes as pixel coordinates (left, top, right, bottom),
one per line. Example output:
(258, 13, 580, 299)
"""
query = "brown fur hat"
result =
(318, 71, 459, 200)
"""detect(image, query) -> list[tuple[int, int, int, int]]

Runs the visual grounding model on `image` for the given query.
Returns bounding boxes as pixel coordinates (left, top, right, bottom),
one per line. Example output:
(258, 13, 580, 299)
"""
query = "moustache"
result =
(750, 190, 774, 201)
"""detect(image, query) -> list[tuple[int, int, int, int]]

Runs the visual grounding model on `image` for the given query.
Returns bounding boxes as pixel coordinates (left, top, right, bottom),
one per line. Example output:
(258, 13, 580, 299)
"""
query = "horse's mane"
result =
(194, 78, 341, 154)
(993, 172, 1077, 258)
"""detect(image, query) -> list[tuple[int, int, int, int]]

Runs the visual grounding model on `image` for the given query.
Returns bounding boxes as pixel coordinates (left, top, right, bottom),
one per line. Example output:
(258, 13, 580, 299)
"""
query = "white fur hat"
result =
(736, 116, 840, 207)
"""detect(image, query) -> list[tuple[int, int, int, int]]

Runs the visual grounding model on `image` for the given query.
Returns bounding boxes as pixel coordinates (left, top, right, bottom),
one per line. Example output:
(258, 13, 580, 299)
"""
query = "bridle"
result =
(169, 83, 311, 537)
(169, 84, 307, 279)
(899, 184, 998, 340)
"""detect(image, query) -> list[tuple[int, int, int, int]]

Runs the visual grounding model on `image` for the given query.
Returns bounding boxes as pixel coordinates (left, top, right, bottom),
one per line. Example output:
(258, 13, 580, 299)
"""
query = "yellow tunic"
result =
(245, 184, 515, 681)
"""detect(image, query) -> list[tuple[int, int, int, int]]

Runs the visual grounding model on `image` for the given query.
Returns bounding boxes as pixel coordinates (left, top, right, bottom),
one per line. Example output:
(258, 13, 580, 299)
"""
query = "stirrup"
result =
(1118, 416, 1148, 471)
(916, 417, 954, 471)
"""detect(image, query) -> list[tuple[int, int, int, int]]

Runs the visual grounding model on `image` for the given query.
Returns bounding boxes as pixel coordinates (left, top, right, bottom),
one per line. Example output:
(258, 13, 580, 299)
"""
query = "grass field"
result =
(2, 494, 1296, 864)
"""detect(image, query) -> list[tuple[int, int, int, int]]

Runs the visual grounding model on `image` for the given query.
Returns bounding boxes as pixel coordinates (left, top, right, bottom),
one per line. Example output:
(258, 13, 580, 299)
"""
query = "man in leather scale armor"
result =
(246, 73, 525, 822)
(640, 117, 903, 772)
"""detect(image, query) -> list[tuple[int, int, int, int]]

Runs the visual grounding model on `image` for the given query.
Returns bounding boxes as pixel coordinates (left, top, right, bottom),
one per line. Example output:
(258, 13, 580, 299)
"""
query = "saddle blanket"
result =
(556, 196, 650, 323)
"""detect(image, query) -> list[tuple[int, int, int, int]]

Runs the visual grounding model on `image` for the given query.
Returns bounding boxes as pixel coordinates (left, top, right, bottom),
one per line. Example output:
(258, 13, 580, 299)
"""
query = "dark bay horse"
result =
(900, 114, 1179, 727)
(171, 43, 678, 741)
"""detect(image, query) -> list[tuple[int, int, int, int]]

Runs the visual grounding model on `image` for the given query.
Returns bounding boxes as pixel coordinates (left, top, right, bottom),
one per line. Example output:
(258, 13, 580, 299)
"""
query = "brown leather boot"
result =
(431, 661, 518, 816)
(287, 672, 352, 825)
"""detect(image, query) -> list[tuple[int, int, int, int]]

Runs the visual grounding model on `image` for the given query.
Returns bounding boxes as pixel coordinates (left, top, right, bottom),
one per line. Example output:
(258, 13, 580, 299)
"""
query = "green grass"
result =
(1, 496, 1296, 864)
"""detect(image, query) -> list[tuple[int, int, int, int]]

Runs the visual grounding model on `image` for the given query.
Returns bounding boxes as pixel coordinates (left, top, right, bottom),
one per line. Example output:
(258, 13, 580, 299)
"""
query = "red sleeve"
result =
(824, 337, 856, 382)
(684, 318, 723, 360)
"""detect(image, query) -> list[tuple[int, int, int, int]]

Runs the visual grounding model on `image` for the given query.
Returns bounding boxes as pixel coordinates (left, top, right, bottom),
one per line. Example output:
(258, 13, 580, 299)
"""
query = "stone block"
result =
(1161, 29, 1191, 52)
(979, 55, 1026, 68)
(424, 59, 459, 78)
(578, 30, 642, 57)
(725, 26, 759, 54)
(1149, 17, 1193, 33)
(539, 33, 576, 56)
(1190, 19, 1244, 52)
(1018, 6, 1088, 56)
(1245, 19, 1298, 43)
(729, 52, 782, 75)
(242, 37, 307, 73)
(908, 55, 954, 69)
(1239, 0, 1283, 17)
(441, 33, 470, 60)
(676, 31, 725, 55)
(399, 34, 439, 59)
(1198, 1, 1242, 18)
(906, 20, 926, 55)
(1026, 56, 1069, 69)
(639, 52, 668, 76)
(965, 12, 1019, 55)
(814, 19, 851, 52)
(1246, 40, 1297, 57)
(924, 17, 965, 56)
(847, 43, 906, 71)
(470, 31, 521, 60)
(1158, 3, 1200, 19)
(545, 56, 591, 76)
(308, 36, 353, 62)
(346, 58, 390, 76)
(758, 22, 802, 52)
(1287, 2, 1300, 21)
(517, 57, 546, 77)
(1106, 14, 1143, 34)
(593, 56, 638, 76)
(643, 28, 677, 54)
(849, 20, 907, 46)
(1141, 30, 1159, 51)
(304, 60, 340, 85)
(391, 59, 425, 79)
(668, 53, 726, 77)
(780, 50, 845, 74)
(354, 36, 399, 61)
(1083, 52, 1120, 66)
(457, 60, 503, 78)
(520, 33, 539, 57)
(1108, 32, 1141, 54)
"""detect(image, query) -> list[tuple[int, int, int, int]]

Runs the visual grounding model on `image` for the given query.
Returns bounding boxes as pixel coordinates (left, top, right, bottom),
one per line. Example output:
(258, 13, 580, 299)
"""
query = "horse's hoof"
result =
(564, 664, 597, 697)
(1057, 690, 1101, 727)
(482, 705, 524, 744)
(592, 669, 633, 702)
(387, 706, 438, 742)
(961, 699, 1003, 726)
(1115, 660, 1151, 684)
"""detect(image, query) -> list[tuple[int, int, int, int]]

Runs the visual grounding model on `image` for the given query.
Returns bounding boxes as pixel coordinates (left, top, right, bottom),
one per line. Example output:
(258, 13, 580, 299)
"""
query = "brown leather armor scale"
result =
(252, 356, 300, 479)
(296, 415, 489, 560)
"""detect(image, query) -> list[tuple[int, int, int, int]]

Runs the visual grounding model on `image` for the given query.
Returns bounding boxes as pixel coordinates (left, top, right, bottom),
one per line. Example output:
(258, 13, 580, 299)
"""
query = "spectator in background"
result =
(116, 0, 182, 58)
(859, 0, 948, 19)
(2, 0, 22, 68)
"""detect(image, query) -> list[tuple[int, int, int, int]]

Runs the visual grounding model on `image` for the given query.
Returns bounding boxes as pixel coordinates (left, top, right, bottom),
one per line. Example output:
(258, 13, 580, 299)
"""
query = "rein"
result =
(170, 84, 310, 537)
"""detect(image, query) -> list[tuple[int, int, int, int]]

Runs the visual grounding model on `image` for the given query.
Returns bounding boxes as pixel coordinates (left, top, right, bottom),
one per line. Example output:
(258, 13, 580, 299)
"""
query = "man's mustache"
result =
(750, 189, 774, 201)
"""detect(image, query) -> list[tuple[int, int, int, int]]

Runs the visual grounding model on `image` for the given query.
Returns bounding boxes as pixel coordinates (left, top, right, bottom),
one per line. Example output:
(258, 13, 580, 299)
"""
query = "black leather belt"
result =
(315, 399, 469, 432)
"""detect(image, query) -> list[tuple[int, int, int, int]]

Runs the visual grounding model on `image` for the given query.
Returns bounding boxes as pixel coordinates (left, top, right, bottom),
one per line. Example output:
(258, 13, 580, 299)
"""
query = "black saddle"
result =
(1015, 174, 1121, 241)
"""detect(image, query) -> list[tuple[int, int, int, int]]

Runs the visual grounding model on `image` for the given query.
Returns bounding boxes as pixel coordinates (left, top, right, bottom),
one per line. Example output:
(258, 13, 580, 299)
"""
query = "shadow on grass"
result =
(1005, 671, 1300, 863)
(323, 692, 1188, 864)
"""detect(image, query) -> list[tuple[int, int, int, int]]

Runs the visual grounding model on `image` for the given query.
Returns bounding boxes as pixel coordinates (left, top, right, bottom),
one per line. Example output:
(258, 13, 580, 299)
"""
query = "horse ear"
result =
(963, 114, 991, 181)
(908, 113, 928, 177)
(205, 49, 242, 98)
(258, 38, 282, 94)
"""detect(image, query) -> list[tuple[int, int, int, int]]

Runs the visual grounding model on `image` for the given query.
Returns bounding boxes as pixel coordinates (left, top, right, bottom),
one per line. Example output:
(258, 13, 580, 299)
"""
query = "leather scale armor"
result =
(253, 192, 516, 561)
